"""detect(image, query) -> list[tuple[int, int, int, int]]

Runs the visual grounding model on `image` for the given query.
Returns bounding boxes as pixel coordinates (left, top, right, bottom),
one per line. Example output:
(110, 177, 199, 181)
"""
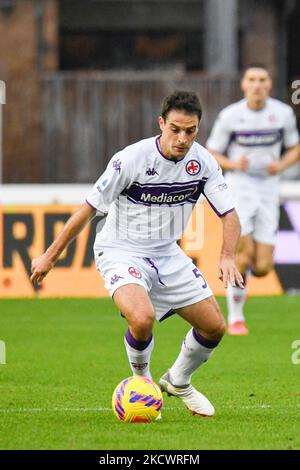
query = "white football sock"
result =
(124, 330, 154, 379)
(169, 328, 219, 386)
(227, 283, 248, 325)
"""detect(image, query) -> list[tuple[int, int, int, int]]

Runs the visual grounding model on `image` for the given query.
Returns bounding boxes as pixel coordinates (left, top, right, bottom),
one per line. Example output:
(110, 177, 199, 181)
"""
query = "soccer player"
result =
(31, 91, 243, 417)
(207, 66, 300, 336)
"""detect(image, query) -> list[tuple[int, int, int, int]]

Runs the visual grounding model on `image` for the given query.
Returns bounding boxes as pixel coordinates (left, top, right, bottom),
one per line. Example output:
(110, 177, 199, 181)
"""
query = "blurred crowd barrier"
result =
(3, 74, 241, 183)
(4, 74, 299, 183)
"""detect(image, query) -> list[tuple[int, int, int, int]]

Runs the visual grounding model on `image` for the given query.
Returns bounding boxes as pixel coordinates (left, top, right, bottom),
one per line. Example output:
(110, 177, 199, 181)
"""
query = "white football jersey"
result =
(86, 136, 235, 256)
(206, 97, 299, 179)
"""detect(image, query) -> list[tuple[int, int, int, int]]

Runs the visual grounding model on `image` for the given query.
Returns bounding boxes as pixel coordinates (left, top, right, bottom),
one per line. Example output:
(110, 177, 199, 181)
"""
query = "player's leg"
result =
(152, 251, 223, 416)
(169, 296, 225, 384)
(252, 242, 274, 277)
(227, 234, 255, 335)
(251, 193, 277, 277)
(229, 195, 278, 333)
(96, 251, 156, 378)
(224, 176, 258, 335)
(159, 296, 225, 416)
(113, 284, 156, 378)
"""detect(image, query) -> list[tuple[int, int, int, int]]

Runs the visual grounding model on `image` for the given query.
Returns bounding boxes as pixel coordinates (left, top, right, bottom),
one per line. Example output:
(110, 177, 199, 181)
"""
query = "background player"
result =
(31, 91, 243, 417)
(207, 66, 300, 335)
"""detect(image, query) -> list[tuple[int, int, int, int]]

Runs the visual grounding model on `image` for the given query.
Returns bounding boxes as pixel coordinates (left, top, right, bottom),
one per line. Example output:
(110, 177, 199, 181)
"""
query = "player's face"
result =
(241, 68, 272, 106)
(158, 111, 200, 160)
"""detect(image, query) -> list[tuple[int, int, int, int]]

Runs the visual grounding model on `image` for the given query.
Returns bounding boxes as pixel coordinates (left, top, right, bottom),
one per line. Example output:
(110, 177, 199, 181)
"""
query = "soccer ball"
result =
(112, 376, 163, 423)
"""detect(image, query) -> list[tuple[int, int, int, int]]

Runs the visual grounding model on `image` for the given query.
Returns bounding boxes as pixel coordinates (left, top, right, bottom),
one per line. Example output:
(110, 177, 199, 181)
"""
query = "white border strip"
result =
(0, 184, 91, 205)
(1, 182, 300, 205)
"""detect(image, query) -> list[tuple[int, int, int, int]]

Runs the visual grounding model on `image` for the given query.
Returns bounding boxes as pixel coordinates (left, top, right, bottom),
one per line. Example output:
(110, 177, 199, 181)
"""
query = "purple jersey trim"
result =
(155, 136, 186, 164)
(122, 180, 205, 207)
(219, 207, 235, 217)
(85, 199, 97, 210)
(203, 193, 235, 218)
(230, 128, 284, 147)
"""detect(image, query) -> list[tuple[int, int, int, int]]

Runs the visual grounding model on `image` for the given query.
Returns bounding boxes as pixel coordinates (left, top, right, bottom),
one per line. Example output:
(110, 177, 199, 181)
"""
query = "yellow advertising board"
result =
(0, 204, 283, 297)
(0, 205, 107, 297)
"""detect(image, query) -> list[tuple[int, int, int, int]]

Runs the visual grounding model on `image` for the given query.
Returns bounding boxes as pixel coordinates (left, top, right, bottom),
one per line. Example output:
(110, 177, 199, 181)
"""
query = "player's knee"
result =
(204, 314, 226, 340)
(214, 315, 226, 339)
(237, 251, 254, 270)
(253, 261, 273, 277)
(130, 309, 155, 338)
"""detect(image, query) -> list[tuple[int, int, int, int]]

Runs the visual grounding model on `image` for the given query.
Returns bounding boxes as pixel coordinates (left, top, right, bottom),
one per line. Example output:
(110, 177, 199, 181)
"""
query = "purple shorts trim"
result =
(158, 309, 175, 323)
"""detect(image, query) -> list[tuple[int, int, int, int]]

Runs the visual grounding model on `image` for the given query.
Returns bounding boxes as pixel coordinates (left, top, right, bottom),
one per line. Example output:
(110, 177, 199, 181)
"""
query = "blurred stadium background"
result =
(0, 0, 300, 297)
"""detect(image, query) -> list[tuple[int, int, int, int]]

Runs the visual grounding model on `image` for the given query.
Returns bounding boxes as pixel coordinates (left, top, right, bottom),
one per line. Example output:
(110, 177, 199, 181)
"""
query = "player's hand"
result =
(267, 161, 281, 175)
(30, 254, 54, 285)
(234, 155, 249, 172)
(218, 255, 244, 289)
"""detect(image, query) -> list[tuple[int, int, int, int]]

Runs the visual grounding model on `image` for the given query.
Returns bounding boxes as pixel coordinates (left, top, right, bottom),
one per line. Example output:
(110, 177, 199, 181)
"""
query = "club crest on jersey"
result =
(128, 267, 142, 278)
(146, 168, 159, 176)
(186, 160, 201, 176)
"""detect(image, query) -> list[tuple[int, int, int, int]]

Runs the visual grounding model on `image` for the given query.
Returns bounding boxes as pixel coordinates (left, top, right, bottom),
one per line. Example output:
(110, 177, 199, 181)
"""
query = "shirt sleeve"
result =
(283, 107, 299, 149)
(85, 152, 132, 214)
(206, 110, 232, 154)
(202, 160, 235, 217)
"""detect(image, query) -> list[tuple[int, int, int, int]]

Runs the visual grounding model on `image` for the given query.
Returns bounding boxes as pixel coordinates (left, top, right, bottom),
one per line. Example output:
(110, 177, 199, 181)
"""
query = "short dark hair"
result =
(242, 64, 270, 78)
(161, 90, 202, 122)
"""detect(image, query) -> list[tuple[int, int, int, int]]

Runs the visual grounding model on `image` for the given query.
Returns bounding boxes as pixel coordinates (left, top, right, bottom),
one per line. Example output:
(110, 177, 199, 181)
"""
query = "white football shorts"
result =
(226, 173, 280, 246)
(95, 248, 213, 321)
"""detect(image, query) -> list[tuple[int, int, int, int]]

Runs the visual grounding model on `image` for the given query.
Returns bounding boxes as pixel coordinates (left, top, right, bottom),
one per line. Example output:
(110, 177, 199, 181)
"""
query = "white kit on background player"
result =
(206, 97, 299, 245)
(86, 135, 235, 322)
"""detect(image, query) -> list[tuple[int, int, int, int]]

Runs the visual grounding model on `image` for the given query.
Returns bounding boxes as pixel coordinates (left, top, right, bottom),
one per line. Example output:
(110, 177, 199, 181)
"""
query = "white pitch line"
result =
(0, 407, 112, 413)
(0, 404, 299, 414)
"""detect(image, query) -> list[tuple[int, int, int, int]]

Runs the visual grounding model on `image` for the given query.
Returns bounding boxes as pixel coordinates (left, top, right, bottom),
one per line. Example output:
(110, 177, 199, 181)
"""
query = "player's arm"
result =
(268, 107, 300, 175)
(31, 202, 96, 285)
(268, 143, 300, 175)
(202, 154, 243, 288)
(207, 148, 249, 172)
(206, 110, 248, 172)
(219, 210, 244, 288)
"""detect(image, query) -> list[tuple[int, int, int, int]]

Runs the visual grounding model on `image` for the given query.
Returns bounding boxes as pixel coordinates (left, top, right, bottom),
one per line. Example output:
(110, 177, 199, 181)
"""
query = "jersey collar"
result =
(155, 136, 189, 164)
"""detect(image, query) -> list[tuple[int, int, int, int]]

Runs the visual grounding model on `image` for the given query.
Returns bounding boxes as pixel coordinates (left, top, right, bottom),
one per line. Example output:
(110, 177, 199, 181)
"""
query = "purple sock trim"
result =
(192, 328, 220, 349)
(125, 329, 153, 351)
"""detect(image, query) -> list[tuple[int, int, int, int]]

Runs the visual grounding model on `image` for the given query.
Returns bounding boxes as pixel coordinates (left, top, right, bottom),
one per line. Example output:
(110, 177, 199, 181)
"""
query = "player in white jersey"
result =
(31, 91, 243, 417)
(207, 66, 300, 336)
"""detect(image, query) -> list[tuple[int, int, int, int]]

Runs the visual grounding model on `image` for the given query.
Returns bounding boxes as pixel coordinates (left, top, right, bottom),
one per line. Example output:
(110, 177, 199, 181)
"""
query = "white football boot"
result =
(159, 371, 215, 417)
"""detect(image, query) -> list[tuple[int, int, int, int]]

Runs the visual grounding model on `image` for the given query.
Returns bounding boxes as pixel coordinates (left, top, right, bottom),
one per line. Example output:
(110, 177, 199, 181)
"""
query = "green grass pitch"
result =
(0, 296, 299, 450)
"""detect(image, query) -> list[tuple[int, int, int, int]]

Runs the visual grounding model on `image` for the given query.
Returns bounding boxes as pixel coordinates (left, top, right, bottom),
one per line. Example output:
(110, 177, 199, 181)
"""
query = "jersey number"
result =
(193, 268, 207, 288)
